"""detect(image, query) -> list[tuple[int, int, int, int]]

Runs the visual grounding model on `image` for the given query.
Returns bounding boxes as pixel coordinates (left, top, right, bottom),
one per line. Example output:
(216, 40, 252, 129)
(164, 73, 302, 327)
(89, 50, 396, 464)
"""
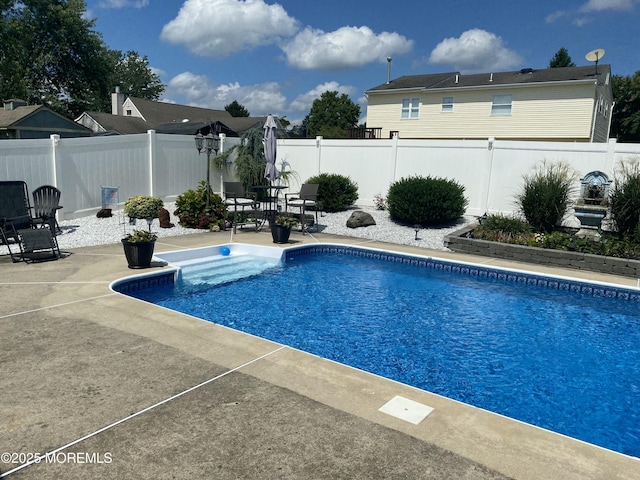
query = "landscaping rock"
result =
(346, 211, 376, 228)
(159, 207, 173, 228)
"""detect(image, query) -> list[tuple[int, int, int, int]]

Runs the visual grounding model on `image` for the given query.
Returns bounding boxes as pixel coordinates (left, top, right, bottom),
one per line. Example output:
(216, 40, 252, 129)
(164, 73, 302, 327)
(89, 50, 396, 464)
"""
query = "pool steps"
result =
(177, 254, 281, 287)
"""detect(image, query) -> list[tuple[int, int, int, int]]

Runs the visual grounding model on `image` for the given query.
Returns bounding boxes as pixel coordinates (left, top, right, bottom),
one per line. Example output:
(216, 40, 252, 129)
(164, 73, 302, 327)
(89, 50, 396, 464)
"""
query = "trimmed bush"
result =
(174, 181, 228, 229)
(610, 160, 640, 237)
(124, 195, 164, 219)
(386, 175, 468, 226)
(516, 161, 575, 233)
(305, 173, 358, 212)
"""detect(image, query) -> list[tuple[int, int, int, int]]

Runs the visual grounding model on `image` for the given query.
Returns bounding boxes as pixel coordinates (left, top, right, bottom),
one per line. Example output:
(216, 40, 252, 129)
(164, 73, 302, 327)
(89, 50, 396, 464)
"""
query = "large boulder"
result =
(346, 211, 376, 228)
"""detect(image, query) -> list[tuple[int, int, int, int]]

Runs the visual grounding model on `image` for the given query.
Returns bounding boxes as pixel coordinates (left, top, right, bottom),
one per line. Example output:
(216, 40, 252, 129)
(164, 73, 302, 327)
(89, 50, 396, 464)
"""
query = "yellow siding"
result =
(366, 84, 596, 141)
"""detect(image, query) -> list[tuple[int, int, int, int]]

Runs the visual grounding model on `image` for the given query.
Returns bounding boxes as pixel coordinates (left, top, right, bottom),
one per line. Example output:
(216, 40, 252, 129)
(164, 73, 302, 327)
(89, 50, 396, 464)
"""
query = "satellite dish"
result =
(585, 48, 605, 75)
(585, 48, 605, 62)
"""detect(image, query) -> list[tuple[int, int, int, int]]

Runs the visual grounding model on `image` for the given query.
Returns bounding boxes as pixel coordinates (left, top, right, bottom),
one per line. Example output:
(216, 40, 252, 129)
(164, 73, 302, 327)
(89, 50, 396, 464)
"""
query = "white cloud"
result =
(150, 66, 166, 78)
(545, 10, 568, 23)
(289, 82, 356, 112)
(282, 26, 413, 70)
(580, 0, 638, 12)
(548, 1, 637, 26)
(165, 72, 287, 115)
(161, 0, 299, 57)
(573, 16, 592, 27)
(99, 0, 148, 8)
(428, 29, 522, 74)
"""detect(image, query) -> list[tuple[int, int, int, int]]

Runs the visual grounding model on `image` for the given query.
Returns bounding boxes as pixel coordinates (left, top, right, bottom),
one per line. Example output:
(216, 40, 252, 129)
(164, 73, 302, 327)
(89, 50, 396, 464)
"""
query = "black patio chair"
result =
(285, 183, 319, 233)
(0, 181, 32, 243)
(32, 185, 62, 233)
(0, 181, 60, 263)
(223, 182, 259, 232)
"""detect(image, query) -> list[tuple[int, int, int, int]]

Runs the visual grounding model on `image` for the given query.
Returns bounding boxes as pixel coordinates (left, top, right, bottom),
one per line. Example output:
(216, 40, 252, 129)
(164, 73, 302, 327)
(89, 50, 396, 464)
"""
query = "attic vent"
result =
(520, 68, 533, 74)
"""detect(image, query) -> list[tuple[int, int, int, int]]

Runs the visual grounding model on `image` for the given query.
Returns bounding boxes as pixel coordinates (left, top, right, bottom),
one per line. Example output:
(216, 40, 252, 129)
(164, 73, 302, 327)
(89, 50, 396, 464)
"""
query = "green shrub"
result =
(124, 195, 164, 219)
(516, 161, 575, 233)
(609, 159, 640, 237)
(174, 181, 228, 229)
(386, 175, 468, 226)
(472, 214, 532, 243)
(305, 173, 358, 212)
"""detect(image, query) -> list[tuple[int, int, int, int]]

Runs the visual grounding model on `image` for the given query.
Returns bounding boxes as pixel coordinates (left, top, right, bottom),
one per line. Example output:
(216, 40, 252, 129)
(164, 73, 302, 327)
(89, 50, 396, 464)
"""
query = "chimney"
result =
(455, 74, 459, 84)
(112, 86, 124, 116)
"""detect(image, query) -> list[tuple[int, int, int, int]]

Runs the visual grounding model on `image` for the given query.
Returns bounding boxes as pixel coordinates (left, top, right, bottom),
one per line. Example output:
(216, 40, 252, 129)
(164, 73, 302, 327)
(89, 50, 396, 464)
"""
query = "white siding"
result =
(367, 83, 597, 141)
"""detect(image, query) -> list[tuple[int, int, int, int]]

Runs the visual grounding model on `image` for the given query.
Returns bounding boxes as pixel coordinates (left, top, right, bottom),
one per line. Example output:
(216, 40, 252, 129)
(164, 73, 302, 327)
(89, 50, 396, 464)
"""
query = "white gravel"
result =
(1, 203, 475, 254)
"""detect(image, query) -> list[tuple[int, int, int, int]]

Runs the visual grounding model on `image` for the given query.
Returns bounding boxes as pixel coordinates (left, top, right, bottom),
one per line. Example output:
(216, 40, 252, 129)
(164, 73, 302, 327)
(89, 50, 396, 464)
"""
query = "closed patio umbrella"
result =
(263, 115, 279, 181)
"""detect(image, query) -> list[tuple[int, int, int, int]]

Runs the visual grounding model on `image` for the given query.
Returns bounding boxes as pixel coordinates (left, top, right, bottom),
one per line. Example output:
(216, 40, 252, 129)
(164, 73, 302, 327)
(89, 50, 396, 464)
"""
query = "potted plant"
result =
(121, 229, 158, 269)
(271, 214, 298, 244)
(122, 196, 163, 268)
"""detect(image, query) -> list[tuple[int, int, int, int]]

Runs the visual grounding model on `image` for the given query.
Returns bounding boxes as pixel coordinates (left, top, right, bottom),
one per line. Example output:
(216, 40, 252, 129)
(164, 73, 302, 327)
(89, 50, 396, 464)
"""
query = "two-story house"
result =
(365, 65, 613, 142)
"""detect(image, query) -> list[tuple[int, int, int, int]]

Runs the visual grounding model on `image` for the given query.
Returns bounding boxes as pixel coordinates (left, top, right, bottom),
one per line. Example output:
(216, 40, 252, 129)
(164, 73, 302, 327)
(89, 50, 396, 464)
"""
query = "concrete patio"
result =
(1, 228, 638, 479)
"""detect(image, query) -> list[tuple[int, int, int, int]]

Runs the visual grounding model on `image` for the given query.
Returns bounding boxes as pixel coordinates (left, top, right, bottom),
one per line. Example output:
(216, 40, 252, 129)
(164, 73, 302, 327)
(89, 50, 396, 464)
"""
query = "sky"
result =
(85, 0, 640, 125)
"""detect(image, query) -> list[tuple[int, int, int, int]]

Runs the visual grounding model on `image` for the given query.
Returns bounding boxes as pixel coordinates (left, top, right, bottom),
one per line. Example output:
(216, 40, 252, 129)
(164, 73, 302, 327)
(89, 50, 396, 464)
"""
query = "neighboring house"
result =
(0, 99, 91, 140)
(75, 89, 267, 137)
(365, 65, 614, 142)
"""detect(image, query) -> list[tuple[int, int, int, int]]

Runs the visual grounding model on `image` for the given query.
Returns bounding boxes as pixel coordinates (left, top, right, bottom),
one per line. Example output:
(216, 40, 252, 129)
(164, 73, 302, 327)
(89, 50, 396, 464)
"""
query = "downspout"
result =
(590, 82, 599, 142)
(606, 101, 615, 141)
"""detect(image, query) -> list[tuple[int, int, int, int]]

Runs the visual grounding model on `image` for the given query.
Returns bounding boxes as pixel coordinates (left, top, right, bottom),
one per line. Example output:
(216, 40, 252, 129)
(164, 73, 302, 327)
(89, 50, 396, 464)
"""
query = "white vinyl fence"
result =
(2, 130, 640, 220)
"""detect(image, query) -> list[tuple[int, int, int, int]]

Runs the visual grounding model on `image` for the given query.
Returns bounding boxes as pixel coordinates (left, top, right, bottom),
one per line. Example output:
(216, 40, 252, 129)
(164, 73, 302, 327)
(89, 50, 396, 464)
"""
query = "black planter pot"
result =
(121, 239, 156, 268)
(271, 224, 292, 244)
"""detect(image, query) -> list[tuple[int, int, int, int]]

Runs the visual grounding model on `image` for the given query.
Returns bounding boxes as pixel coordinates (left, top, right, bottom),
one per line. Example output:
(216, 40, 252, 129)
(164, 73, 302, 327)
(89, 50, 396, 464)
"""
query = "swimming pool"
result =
(113, 243, 640, 458)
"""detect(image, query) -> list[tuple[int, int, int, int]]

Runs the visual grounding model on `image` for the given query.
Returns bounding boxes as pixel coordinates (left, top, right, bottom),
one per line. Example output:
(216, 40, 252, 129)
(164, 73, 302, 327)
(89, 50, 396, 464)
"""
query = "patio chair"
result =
(0, 181, 32, 243)
(32, 185, 62, 233)
(223, 182, 259, 232)
(285, 183, 319, 233)
(0, 181, 60, 263)
(2, 222, 61, 263)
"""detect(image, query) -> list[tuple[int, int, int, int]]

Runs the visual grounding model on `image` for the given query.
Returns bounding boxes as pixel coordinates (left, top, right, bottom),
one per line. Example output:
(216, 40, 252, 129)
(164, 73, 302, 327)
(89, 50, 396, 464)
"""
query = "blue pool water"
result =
(125, 246, 640, 457)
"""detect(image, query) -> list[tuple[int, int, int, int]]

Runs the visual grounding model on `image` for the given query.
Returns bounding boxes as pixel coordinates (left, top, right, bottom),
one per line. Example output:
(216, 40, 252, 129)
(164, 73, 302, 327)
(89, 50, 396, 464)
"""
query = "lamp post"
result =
(195, 128, 220, 212)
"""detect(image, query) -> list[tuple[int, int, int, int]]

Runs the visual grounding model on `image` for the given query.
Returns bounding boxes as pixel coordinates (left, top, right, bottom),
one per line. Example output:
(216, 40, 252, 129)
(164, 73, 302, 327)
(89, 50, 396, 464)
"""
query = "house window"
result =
(126, 109, 132, 116)
(401, 98, 419, 119)
(441, 97, 454, 112)
(491, 95, 512, 116)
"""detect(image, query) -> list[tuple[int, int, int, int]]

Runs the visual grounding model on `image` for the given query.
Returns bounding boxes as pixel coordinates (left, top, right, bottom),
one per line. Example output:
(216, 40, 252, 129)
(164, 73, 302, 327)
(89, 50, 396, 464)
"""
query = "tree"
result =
(112, 51, 164, 100)
(305, 91, 361, 138)
(225, 100, 250, 117)
(611, 72, 640, 143)
(0, 0, 115, 118)
(549, 48, 575, 68)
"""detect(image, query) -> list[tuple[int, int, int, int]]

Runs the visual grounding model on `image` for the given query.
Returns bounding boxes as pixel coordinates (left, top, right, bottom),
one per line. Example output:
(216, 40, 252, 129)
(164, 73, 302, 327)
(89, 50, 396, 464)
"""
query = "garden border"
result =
(444, 224, 640, 279)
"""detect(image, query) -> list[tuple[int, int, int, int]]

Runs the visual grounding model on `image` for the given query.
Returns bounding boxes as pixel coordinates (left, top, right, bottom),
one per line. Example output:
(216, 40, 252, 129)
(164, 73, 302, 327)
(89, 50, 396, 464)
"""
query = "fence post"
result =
(389, 131, 399, 183)
(316, 136, 323, 174)
(605, 138, 617, 174)
(147, 129, 156, 196)
(481, 137, 496, 214)
(49, 134, 62, 218)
